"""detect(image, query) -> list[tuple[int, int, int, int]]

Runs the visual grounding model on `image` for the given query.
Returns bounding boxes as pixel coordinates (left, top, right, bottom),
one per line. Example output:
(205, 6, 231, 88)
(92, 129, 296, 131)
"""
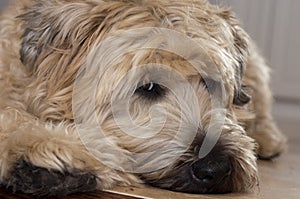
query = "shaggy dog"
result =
(0, 0, 287, 197)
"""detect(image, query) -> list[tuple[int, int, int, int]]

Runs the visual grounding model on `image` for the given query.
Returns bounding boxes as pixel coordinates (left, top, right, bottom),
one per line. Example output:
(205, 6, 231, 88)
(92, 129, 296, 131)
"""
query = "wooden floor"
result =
(0, 117, 299, 199)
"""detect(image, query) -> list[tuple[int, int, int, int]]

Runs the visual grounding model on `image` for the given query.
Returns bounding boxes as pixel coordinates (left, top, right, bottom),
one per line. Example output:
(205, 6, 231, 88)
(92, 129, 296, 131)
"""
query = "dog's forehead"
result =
(88, 30, 221, 84)
(136, 51, 203, 78)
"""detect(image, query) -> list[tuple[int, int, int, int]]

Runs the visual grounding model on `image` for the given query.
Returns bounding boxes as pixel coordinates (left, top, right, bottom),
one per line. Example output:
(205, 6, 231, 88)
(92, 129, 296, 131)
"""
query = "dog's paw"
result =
(254, 121, 287, 160)
(4, 159, 97, 197)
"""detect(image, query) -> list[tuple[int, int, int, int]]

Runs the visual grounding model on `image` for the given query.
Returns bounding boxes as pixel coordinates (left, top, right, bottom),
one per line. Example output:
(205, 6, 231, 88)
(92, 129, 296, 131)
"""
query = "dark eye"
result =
(201, 78, 218, 94)
(135, 82, 166, 100)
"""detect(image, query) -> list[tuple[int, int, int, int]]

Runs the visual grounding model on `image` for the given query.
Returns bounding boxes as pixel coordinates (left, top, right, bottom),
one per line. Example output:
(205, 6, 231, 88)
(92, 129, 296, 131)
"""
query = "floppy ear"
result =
(18, 1, 109, 121)
(219, 9, 251, 106)
(231, 23, 251, 106)
(19, 0, 103, 70)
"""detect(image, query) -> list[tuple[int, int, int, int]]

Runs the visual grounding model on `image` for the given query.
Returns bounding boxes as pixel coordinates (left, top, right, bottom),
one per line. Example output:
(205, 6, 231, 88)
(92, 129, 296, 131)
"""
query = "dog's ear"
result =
(19, 1, 101, 70)
(219, 9, 251, 106)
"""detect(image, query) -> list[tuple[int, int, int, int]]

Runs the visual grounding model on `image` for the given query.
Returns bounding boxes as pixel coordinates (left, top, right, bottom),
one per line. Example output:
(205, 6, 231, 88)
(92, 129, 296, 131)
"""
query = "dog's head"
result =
(20, 0, 257, 194)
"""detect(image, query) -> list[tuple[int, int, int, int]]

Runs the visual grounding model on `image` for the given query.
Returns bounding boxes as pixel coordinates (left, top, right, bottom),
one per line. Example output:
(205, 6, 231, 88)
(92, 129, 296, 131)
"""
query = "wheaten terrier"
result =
(0, 0, 287, 197)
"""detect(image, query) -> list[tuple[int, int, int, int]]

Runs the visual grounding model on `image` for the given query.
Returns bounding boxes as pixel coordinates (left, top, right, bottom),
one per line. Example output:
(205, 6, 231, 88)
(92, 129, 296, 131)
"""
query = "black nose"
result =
(190, 155, 231, 190)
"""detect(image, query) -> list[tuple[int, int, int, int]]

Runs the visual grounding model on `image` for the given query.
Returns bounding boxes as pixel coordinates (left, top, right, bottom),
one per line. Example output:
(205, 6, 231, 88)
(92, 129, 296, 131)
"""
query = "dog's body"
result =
(0, 0, 286, 196)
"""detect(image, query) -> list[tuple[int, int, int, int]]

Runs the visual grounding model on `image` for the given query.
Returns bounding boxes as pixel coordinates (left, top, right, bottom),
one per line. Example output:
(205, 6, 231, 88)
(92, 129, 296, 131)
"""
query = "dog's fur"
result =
(0, 0, 287, 196)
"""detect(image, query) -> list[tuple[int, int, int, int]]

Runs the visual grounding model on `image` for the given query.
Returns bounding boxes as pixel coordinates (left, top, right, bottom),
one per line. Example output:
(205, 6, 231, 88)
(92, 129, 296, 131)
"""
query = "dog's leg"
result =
(0, 108, 140, 196)
(243, 43, 287, 159)
(6, 159, 97, 196)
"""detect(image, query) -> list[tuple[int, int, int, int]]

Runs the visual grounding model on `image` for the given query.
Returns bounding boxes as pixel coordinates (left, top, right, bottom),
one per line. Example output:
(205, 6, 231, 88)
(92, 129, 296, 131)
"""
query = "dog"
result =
(0, 0, 287, 197)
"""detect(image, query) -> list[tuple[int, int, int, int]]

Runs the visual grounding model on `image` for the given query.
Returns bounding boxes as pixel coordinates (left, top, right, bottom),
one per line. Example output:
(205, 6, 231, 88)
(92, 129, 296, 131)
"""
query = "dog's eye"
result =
(135, 82, 166, 100)
(201, 78, 218, 93)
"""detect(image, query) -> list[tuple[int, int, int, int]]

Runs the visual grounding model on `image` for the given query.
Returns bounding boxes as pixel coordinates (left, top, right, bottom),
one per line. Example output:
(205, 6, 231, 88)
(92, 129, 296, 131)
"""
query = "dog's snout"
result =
(191, 157, 231, 187)
(151, 145, 235, 194)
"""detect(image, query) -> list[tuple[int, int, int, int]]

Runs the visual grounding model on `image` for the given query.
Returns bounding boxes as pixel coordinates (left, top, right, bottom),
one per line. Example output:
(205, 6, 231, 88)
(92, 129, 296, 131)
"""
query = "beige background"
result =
(0, 0, 8, 8)
(210, 0, 300, 123)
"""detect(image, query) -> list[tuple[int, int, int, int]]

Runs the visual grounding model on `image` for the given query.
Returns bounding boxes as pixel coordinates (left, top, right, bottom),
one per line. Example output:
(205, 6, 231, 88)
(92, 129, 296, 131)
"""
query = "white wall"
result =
(0, 0, 8, 9)
(211, 0, 300, 101)
(210, 0, 300, 121)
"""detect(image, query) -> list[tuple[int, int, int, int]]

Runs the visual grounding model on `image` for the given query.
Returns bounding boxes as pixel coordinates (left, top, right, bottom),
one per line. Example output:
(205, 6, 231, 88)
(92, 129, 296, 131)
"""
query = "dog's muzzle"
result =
(147, 145, 233, 194)
(188, 153, 232, 193)
(172, 151, 232, 194)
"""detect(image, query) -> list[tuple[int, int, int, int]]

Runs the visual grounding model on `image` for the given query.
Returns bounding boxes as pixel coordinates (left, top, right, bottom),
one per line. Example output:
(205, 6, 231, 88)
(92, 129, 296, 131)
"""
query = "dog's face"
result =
(20, 0, 257, 194)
